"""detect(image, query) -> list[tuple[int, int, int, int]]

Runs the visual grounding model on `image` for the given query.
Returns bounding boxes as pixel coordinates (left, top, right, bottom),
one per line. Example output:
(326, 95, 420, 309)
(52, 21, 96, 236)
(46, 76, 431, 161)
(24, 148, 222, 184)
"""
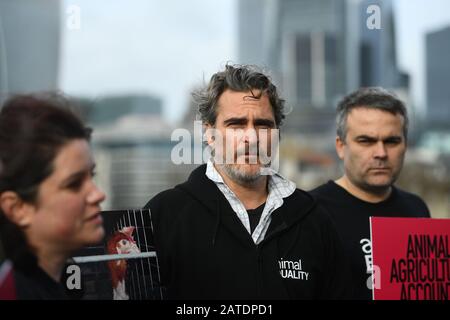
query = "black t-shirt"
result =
(247, 202, 265, 234)
(310, 181, 430, 300)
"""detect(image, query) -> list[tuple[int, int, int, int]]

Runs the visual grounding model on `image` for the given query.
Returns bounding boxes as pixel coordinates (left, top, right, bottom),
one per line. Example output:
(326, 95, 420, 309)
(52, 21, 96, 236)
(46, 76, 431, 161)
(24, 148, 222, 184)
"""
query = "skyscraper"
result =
(359, 0, 405, 88)
(237, 0, 406, 134)
(238, 0, 360, 110)
(426, 26, 450, 128)
(0, 0, 61, 99)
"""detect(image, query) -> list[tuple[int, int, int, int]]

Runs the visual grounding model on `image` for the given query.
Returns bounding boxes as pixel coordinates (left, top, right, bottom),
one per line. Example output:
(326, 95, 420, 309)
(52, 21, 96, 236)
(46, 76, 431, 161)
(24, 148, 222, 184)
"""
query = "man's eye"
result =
(385, 139, 401, 145)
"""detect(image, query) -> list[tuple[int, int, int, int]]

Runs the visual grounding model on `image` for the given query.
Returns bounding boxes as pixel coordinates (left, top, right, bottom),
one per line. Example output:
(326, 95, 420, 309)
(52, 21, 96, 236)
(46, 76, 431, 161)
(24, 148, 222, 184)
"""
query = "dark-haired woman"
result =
(0, 93, 105, 299)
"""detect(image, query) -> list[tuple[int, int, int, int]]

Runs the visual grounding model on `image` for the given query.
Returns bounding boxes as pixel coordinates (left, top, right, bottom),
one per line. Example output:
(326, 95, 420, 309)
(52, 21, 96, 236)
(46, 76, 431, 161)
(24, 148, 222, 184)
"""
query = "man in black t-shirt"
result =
(310, 87, 430, 300)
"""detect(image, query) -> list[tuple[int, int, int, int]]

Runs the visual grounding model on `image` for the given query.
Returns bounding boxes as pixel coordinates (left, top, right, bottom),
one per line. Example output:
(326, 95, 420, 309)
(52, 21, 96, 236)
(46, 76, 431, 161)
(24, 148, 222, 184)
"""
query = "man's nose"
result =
(243, 126, 258, 145)
(373, 142, 388, 159)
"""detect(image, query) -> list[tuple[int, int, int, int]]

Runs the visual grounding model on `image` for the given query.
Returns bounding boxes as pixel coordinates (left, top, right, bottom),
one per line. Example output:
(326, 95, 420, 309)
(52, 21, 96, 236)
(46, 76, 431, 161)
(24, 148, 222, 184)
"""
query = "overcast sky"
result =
(60, 0, 450, 123)
(60, 0, 236, 124)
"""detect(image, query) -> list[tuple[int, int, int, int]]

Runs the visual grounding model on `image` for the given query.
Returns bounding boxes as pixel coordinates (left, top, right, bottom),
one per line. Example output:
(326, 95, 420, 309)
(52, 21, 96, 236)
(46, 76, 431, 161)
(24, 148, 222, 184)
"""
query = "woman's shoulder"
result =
(13, 263, 68, 300)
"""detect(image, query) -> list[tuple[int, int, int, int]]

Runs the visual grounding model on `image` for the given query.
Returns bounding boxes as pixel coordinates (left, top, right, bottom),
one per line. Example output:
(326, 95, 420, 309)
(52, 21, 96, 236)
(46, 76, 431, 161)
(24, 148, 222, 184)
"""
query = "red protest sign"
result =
(371, 217, 450, 300)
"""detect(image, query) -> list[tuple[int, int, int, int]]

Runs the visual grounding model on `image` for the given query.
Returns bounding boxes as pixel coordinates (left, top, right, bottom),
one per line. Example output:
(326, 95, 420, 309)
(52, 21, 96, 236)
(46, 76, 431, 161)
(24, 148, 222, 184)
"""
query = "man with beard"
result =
(144, 64, 351, 299)
(310, 87, 430, 300)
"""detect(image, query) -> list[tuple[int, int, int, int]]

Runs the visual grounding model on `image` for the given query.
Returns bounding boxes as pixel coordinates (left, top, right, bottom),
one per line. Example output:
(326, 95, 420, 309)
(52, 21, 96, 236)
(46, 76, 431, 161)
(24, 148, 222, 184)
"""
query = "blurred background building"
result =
(0, 0, 448, 217)
(0, 0, 60, 101)
(238, 0, 407, 129)
(74, 94, 195, 210)
(426, 26, 450, 129)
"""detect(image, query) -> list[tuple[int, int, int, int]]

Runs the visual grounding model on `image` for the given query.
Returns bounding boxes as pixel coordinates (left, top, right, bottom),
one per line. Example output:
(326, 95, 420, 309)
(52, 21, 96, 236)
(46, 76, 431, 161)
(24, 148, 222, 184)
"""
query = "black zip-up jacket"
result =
(144, 165, 351, 299)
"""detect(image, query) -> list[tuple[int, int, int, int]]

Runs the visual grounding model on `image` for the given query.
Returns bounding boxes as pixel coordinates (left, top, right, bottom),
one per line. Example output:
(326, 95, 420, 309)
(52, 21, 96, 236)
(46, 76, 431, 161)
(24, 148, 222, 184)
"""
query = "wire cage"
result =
(69, 209, 164, 300)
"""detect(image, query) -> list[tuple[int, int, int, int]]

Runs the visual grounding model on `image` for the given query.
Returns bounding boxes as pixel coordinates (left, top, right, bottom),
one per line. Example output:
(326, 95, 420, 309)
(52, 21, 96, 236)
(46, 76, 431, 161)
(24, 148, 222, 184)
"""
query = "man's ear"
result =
(335, 136, 345, 160)
(0, 191, 34, 227)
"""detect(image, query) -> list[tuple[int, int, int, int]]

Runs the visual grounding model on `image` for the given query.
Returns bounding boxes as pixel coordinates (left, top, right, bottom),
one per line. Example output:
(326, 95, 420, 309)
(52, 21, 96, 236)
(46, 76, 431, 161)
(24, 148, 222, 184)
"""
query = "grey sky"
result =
(60, 0, 236, 124)
(60, 0, 450, 122)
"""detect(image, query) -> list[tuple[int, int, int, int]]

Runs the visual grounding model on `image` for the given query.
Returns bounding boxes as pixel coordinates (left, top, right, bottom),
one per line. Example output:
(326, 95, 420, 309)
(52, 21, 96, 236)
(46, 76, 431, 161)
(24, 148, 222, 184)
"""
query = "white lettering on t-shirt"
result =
(360, 238, 380, 290)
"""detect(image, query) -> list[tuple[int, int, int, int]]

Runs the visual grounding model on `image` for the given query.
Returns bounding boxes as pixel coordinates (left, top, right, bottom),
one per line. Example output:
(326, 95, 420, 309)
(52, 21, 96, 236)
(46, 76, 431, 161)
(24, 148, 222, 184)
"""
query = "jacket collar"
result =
(175, 164, 317, 246)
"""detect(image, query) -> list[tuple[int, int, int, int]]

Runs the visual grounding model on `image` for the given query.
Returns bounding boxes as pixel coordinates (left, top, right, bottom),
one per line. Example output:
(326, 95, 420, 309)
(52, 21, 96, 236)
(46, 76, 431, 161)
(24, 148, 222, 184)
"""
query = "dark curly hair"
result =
(193, 64, 286, 127)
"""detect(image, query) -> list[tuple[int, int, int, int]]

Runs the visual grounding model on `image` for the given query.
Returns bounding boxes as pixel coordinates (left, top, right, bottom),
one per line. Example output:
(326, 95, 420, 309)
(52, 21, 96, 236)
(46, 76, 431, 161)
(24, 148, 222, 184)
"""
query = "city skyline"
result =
(59, 0, 450, 123)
